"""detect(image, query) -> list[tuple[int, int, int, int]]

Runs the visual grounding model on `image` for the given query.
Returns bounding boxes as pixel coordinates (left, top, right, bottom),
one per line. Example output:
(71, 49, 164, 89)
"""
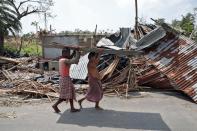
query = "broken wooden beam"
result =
(2, 70, 13, 81)
(0, 56, 20, 64)
(16, 66, 44, 74)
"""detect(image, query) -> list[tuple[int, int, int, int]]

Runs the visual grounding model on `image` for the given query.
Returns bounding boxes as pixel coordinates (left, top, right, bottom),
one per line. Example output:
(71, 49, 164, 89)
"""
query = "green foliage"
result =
(179, 13, 195, 36)
(21, 42, 42, 56)
(171, 19, 181, 29)
(0, 0, 54, 53)
(170, 8, 197, 41)
(4, 42, 18, 52)
(4, 39, 42, 56)
(22, 32, 35, 39)
(0, 0, 21, 35)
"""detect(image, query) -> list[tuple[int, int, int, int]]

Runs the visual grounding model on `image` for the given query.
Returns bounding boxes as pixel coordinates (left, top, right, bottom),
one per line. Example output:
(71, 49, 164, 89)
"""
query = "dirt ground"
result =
(0, 91, 197, 131)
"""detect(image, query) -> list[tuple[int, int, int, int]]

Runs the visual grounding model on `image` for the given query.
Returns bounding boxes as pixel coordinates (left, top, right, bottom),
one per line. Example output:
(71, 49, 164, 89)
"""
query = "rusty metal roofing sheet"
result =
(144, 34, 197, 102)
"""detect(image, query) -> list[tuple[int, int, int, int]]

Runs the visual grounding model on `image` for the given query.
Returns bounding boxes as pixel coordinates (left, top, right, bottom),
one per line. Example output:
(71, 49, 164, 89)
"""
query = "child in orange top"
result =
(52, 47, 80, 113)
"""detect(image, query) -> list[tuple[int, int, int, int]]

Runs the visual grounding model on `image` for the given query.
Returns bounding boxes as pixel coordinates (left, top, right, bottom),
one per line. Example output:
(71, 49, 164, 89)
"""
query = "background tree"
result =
(179, 13, 195, 36)
(170, 8, 196, 38)
(31, 21, 39, 33)
(0, 0, 22, 52)
(171, 19, 181, 29)
(0, 0, 53, 54)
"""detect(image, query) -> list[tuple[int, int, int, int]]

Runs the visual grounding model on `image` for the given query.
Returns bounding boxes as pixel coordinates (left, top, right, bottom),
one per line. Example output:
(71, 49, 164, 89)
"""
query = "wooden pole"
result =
(44, 43, 141, 57)
(135, 0, 138, 29)
(44, 12, 47, 31)
(134, 0, 140, 40)
(93, 24, 98, 47)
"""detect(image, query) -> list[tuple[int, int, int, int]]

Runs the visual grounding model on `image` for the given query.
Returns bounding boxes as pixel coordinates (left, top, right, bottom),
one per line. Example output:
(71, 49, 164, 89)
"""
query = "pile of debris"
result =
(0, 56, 60, 101)
(72, 22, 197, 102)
(68, 25, 156, 97)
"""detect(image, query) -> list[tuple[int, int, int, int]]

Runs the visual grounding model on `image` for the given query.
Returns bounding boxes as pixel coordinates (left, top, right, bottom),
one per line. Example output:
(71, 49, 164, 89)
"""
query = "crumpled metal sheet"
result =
(143, 34, 197, 102)
(136, 26, 166, 50)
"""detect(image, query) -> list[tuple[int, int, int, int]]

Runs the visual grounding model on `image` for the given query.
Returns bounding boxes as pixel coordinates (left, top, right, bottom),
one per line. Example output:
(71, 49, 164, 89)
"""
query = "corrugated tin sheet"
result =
(70, 54, 89, 80)
(137, 66, 173, 89)
(144, 33, 197, 102)
(68, 34, 129, 80)
(136, 27, 166, 50)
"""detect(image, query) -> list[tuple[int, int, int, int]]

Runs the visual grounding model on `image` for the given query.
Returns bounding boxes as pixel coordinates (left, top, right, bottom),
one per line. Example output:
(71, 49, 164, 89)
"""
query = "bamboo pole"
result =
(44, 42, 141, 57)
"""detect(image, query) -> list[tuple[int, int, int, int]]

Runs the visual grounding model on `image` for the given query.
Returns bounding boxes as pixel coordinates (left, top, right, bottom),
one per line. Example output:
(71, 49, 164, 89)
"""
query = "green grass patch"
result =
(4, 43, 18, 53)
(21, 41, 42, 56)
(4, 39, 42, 56)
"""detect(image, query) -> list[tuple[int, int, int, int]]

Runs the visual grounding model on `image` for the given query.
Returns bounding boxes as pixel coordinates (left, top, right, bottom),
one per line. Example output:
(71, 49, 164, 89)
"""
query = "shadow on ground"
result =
(57, 108, 170, 130)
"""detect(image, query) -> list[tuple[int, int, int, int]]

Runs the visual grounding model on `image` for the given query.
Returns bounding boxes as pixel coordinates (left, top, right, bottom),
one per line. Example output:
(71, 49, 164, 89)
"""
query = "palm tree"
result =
(0, 0, 21, 54)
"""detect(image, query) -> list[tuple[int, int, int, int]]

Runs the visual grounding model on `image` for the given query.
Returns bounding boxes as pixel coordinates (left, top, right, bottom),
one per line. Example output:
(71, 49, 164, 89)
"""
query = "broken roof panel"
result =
(136, 27, 166, 50)
(143, 33, 197, 102)
(113, 28, 137, 49)
(97, 38, 122, 50)
(115, 28, 131, 48)
(97, 38, 114, 47)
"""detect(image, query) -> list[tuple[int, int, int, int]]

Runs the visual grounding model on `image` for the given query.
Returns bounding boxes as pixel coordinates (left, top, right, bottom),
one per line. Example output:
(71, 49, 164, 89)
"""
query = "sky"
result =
(20, 0, 197, 34)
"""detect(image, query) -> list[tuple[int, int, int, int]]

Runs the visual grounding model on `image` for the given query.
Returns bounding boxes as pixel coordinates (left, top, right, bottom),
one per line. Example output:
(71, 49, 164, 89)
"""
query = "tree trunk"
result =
(17, 37, 23, 55)
(0, 33, 4, 55)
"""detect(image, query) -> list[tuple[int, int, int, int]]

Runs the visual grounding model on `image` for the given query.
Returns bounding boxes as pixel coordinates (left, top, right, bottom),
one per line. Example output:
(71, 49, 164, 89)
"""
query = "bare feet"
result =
(95, 106, 103, 110)
(52, 105, 61, 113)
(78, 100, 82, 109)
(70, 108, 80, 113)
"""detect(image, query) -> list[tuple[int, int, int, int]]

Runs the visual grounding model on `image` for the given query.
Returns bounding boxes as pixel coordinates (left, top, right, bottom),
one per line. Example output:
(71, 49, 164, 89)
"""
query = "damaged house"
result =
(1, 22, 197, 103)
(40, 22, 197, 103)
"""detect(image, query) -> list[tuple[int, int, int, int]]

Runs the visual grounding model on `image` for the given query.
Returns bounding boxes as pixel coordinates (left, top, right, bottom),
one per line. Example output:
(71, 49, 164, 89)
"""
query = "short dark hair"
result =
(88, 52, 99, 60)
(62, 47, 70, 54)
